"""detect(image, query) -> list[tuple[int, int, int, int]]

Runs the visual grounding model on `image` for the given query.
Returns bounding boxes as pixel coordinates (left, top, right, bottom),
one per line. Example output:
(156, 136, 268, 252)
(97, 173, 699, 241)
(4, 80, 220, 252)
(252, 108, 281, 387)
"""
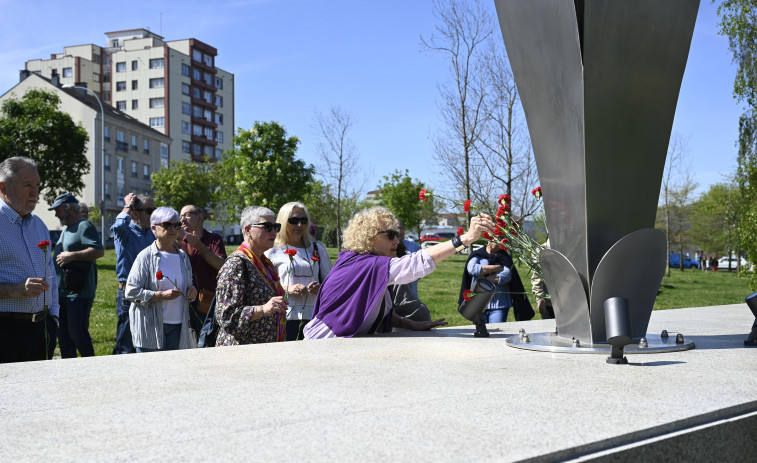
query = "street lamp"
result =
(63, 84, 106, 248)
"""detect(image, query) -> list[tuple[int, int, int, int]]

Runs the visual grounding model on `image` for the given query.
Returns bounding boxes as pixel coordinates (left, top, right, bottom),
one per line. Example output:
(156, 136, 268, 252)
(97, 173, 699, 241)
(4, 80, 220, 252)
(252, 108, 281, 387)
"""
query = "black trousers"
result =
(0, 315, 57, 363)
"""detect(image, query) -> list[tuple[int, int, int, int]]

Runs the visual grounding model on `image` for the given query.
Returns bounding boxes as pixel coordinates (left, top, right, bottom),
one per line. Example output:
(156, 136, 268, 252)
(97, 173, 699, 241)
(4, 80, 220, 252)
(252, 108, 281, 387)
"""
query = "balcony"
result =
(116, 141, 128, 152)
(191, 135, 217, 147)
(191, 77, 215, 92)
(191, 97, 217, 111)
(191, 116, 218, 129)
(191, 59, 217, 74)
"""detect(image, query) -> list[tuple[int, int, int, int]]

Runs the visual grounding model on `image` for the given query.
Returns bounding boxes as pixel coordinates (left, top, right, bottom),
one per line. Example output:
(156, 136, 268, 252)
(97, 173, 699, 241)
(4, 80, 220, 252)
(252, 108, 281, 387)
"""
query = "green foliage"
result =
(375, 169, 437, 236)
(717, 0, 757, 107)
(0, 89, 90, 203)
(151, 159, 218, 211)
(303, 179, 338, 227)
(689, 182, 740, 255)
(218, 121, 314, 216)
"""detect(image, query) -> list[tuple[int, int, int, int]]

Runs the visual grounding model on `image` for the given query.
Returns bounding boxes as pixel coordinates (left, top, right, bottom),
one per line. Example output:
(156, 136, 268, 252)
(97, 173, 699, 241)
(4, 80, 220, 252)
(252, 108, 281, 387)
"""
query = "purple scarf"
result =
(311, 250, 392, 337)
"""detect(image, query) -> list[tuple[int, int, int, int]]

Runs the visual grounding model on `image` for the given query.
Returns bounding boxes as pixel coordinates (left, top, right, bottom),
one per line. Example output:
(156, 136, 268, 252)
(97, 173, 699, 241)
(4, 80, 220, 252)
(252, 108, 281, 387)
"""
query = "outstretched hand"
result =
(411, 318, 448, 331)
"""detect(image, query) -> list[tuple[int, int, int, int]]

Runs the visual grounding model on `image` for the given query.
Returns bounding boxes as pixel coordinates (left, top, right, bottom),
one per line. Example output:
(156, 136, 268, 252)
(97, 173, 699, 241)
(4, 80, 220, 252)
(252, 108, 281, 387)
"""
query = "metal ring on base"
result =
(505, 332, 695, 354)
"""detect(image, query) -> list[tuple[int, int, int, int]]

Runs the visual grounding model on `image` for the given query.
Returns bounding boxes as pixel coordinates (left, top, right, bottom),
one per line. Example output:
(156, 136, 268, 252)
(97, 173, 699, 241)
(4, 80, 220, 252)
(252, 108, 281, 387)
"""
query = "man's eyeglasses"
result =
(253, 222, 282, 233)
(158, 222, 182, 231)
(287, 217, 309, 226)
(135, 207, 156, 214)
(378, 230, 400, 240)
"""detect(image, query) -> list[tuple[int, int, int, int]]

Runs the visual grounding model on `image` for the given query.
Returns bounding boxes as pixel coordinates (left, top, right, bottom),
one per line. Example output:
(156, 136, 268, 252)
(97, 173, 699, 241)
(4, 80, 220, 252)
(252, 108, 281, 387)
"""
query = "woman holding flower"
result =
(126, 207, 197, 352)
(304, 206, 495, 339)
(265, 202, 332, 341)
(214, 206, 288, 345)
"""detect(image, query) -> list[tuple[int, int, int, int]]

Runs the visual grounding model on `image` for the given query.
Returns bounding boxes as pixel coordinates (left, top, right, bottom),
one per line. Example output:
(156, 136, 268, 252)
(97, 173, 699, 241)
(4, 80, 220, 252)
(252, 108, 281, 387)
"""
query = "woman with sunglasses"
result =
(214, 206, 288, 345)
(125, 207, 198, 352)
(304, 206, 496, 339)
(265, 202, 332, 341)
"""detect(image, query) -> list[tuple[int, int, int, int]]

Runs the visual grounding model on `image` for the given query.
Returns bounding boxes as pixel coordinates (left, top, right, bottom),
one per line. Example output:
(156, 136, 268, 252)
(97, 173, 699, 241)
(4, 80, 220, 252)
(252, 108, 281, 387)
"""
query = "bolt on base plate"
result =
(506, 332, 695, 354)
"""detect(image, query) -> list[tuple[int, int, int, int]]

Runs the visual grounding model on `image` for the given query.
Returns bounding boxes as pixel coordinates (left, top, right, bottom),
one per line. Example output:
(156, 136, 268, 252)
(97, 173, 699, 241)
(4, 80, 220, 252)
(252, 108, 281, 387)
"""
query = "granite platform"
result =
(1, 304, 755, 462)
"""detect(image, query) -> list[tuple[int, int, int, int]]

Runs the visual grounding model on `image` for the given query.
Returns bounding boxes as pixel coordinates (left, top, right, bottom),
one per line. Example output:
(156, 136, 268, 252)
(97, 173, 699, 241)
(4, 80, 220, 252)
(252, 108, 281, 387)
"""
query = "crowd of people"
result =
(0, 155, 539, 363)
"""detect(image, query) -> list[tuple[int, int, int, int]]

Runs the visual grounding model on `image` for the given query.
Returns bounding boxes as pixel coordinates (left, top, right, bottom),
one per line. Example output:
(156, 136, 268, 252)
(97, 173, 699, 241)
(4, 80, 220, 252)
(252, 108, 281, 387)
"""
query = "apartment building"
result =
(25, 29, 234, 165)
(0, 73, 171, 233)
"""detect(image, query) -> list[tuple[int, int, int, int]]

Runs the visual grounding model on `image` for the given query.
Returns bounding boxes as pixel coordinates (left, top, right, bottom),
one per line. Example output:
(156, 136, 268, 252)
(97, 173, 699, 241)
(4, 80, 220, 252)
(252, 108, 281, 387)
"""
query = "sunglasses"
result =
(158, 222, 182, 231)
(253, 222, 282, 233)
(287, 217, 309, 225)
(378, 229, 400, 240)
(135, 207, 156, 214)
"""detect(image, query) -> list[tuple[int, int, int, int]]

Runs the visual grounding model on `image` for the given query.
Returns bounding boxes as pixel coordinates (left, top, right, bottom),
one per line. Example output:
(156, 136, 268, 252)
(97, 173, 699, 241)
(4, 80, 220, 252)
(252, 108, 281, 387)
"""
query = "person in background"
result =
(111, 193, 155, 354)
(126, 207, 197, 352)
(389, 218, 431, 323)
(0, 157, 58, 363)
(266, 202, 332, 340)
(304, 206, 493, 339)
(50, 193, 104, 358)
(179, 205, 226, 335)
(214, 206, 288, 345)
(79, 203, 89, 220)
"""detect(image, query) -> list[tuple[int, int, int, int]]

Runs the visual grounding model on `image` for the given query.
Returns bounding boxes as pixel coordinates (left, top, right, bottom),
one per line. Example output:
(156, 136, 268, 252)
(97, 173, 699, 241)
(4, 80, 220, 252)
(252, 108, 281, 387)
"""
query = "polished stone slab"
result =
(0, 304, 755, 462)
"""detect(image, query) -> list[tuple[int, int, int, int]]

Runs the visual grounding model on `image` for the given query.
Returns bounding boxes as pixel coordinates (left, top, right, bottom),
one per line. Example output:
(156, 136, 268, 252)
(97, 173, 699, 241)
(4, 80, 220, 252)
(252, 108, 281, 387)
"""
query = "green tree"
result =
(376, 170, 438, 237)
(689, 182, 740, 257)
(151, 159, 218, 211)
(716, 0, 757, 287)
(218, 121, 315, 217)
(0, 89, 89, 203)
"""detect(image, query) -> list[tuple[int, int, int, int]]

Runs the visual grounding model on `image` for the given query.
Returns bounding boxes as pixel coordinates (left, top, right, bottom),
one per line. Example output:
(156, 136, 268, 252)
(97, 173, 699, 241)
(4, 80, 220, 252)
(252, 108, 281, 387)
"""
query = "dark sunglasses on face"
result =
(158, 222, 182, 231)
(287, 217, 309, 225)
(253, 222, 282, 233)
(378, 229, 400, 240)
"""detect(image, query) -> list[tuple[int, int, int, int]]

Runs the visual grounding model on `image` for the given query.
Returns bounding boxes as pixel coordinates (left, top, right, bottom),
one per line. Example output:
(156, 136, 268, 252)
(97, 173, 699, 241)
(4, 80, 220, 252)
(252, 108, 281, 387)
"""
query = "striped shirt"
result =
(0, 197, 59, 316)
(125, 242, 194, 350)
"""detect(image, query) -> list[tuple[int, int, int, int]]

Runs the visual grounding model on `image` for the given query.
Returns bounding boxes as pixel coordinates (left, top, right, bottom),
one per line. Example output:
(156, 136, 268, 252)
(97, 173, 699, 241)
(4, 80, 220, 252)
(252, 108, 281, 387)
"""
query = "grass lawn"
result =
(83, 247, 753, 356)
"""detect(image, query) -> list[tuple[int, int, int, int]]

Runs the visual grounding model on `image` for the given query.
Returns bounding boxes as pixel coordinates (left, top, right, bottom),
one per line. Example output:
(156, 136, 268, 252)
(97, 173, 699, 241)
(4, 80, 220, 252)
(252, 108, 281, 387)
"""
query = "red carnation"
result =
(499, 243, 509, 251)
(456, 227, 465, 236)
(532, 186, 543, 198)
(311, 256, 319, 262)
(482, 231, 493, 240)
(284, 249, 297, 257)
(463, 199, 471, 213)
(463, 289, 474, 302)
(419, 189, 428, 202)
(37, 240, 51, 251)
(500, 238, 508, 245)
(509, 228, 518, 236)
(156, 271, 164, 280)
(498, 194, 511, 206)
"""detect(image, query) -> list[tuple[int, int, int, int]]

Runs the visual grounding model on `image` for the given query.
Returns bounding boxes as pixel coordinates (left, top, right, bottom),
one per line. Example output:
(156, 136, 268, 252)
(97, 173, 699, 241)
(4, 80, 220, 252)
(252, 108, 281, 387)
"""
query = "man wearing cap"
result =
(111, 192, 155, 354)
(50, 193, 104, 358)
(0, 156, 59, 363)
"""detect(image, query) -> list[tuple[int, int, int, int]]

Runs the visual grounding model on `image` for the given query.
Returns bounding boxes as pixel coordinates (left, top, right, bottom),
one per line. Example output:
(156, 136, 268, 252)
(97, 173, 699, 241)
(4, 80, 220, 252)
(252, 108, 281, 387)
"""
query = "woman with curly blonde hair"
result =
(304, 206, 496, 339)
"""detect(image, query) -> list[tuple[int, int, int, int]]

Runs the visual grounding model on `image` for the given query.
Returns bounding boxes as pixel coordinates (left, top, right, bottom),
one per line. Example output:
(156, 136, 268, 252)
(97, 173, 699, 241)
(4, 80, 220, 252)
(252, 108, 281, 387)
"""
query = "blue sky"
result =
(0, 0, 744, 199)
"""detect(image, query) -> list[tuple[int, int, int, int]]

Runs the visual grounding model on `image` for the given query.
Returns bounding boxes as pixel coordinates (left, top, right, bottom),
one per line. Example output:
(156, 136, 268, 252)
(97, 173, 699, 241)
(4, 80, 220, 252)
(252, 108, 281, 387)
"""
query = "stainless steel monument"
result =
(494, 0, 700, 352)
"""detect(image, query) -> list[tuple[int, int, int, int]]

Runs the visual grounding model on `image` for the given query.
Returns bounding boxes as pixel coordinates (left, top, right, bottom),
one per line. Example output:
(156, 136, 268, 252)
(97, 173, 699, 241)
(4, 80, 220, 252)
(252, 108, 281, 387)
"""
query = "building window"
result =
(182, 64, 190, 77)
(214, 77, 223, 89)
(215, 113, 223, 125)
(204, 91, 213, 104)
(182, 84, 190, 96)
(149, 78, 164, 88)
(193, 144, 201, 155)
(117, 157, 124, 174)
(93, 73, 100, 83)
(192, 106, 203, 118)
(215, 148, 223, 160)
(203, 54, 213, 67)
(104, 154, 111, 171)
(192, 88, 201, 99)
(105, 182, 111, 199)
(160, 144, 168, 167)
(104, 126, 110, 142)
(116, 62, 126, 72)
(193, 125, 203, 136)
(215, 95, 223, 107)
(150, 117, 165, 127)
(149, 58, 164, 69)
(204, 145, 214, 156)
(182, 141, 191, 153)
(131, 135, 137, 151)
(192, 68, 201, 80)
(131, 161, 138, 177)
(116, 81, 126, 91)
(62, 68, 73, 78)
(204, 72, 213, 86)
(112, 39, 120, 48)
(131, 80, 138, 90)
(116, 101, 126, 110)
(182, 121, 191, 134)
(117, 184, 124, 198)
(143, 139, 150, 154)
(131, 100, 138, 110)
(103, 74, 110, 83)
(204, 127, 214, 139)
(192, 50, 202, 62)
(93, 54, 100, 64)
(116, 131, 127, 151)
(131, 60, 138, 71)
(143, 164, 150, 179)
(215, 131, 223, 143)
(204, 109, 212, 122)
(182, 102, 191, 115)
(149, 98, 164, 109)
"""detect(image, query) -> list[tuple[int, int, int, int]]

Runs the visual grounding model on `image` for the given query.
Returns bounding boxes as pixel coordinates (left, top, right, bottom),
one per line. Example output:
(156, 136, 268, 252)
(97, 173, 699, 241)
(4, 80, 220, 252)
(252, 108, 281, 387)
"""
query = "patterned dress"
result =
(215, 250, 281, 345)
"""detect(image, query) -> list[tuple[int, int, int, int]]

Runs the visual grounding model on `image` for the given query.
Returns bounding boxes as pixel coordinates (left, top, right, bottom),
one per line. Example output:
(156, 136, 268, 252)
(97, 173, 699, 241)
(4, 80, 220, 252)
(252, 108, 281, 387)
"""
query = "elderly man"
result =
(179, 205, 226, 335)
(50, 193, 104, 358)
(0, 157, 59, 363)
(111, 192, 155, 354)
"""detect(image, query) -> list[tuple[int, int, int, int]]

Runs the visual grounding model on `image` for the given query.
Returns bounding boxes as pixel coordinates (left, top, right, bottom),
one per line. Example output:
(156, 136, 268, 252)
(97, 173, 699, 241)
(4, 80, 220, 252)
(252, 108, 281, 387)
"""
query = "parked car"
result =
(669, 253, 698, 269)
(420, 232, 456, 243)
(717, 256, 749, 271)
(405, 233, 419, 243)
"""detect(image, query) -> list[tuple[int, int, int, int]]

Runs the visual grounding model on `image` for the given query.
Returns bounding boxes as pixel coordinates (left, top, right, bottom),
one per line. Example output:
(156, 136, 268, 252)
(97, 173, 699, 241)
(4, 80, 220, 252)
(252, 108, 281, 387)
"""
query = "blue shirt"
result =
(111, 211, 155, 282)
(403, 239, 422, 297)
(0, 197, 59, 316)
(467, 256, 513, 309)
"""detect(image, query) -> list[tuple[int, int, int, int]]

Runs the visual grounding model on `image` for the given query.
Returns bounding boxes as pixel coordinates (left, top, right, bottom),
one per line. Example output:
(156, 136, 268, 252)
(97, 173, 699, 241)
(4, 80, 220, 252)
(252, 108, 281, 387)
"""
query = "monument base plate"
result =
(505, 332, 695, 354)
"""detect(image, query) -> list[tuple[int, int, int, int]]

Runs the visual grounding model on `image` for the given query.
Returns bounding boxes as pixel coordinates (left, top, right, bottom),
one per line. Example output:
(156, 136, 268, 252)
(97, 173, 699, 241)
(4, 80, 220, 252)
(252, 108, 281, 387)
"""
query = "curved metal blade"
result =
(540, 248, 591, 342)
